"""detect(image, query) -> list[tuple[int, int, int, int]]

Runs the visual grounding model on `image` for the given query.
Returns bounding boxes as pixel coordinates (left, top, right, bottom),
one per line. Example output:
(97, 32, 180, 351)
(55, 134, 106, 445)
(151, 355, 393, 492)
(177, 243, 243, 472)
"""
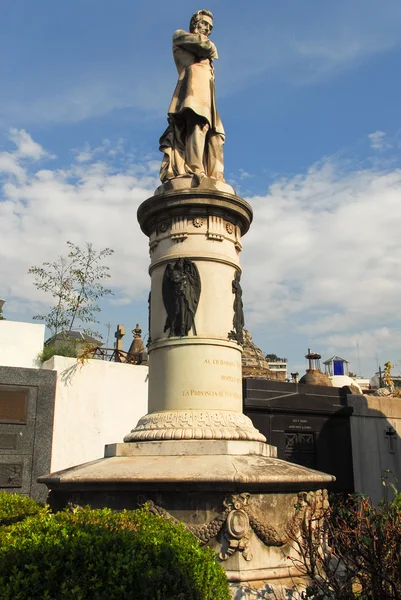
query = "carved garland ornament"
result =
(138, 490, 329, 561)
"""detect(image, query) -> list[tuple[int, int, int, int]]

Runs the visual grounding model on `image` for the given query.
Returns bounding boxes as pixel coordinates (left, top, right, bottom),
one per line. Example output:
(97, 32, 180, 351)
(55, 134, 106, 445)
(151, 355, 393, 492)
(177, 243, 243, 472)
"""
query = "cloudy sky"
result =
(1, 0, 401, 378)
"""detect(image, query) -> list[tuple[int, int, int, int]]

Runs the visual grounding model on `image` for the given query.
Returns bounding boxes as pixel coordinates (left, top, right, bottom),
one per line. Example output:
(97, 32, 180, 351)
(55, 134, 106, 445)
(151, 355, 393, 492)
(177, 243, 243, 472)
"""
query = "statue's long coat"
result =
(159, 30, 225, 181)
(168, 30, 224, 135)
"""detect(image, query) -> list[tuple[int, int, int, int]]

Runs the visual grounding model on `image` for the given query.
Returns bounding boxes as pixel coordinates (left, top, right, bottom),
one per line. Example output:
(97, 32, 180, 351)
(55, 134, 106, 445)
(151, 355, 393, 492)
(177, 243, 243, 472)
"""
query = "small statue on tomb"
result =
(162, 258, 201, 337)
(159, 9, 225, 186)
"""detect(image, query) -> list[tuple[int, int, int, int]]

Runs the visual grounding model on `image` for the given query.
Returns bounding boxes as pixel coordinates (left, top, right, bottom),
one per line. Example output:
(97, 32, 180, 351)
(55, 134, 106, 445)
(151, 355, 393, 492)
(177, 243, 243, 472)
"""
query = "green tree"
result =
(28, 241, 114, 339)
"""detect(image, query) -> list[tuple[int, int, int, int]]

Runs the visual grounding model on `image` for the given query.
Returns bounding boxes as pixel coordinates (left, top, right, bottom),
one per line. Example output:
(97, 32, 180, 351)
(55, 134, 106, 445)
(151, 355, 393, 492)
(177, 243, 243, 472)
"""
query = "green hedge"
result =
(0, 503, 230, 600)
(0, 492, 43, 526)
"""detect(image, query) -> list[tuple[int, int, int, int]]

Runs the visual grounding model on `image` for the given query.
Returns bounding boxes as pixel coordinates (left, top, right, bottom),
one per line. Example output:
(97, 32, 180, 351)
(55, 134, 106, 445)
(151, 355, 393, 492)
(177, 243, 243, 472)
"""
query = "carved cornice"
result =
(137, 190, 253, 237)
(124, 410, 266, 443)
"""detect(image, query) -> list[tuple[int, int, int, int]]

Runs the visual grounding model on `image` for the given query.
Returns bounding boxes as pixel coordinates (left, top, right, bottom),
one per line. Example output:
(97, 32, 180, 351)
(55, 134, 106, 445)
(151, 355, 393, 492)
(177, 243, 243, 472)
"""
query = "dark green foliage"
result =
(0, 505, 230, 600)
(0, 492, 43, 526)
(38, 340, 80, 362)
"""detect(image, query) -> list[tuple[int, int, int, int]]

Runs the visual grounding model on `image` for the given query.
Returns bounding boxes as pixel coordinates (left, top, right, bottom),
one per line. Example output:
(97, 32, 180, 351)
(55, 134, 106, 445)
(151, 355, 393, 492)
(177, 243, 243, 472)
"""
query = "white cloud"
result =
(368, 130, 391, 152)
(9, 128, 49, 160)
(0, 134, 158, 320)
(242, 156, 401, 365)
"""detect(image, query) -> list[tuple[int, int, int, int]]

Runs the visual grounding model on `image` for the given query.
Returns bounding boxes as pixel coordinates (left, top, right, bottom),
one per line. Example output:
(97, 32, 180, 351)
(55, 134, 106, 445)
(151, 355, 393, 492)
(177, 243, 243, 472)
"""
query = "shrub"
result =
(291, 492, 401, 599)
(0, 492, 43, 526)
(38, 340, 80, 362)
(0, 506, 230, 600)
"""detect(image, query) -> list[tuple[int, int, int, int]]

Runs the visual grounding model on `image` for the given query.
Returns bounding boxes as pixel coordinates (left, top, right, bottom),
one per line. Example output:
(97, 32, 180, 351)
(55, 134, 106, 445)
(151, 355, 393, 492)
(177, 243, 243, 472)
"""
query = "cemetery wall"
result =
(0, 321, 45, 369)
(42, 357, 148, 472)
(348, 394, 401, 505)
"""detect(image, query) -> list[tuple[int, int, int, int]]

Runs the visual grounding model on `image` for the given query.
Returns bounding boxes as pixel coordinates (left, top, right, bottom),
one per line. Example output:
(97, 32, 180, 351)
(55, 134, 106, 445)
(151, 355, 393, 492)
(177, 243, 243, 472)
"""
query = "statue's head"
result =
(190, 9, 213, 36)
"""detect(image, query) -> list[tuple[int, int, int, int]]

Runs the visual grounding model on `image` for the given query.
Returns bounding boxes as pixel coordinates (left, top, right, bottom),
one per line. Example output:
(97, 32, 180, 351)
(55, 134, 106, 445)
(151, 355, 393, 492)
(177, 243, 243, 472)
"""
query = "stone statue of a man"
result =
(159, 9, 225, 186)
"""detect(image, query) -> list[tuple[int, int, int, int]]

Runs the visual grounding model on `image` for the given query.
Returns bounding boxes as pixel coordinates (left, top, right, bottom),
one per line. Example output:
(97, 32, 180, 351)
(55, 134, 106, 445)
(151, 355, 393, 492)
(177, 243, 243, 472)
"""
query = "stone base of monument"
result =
(39, 439, 334, 599)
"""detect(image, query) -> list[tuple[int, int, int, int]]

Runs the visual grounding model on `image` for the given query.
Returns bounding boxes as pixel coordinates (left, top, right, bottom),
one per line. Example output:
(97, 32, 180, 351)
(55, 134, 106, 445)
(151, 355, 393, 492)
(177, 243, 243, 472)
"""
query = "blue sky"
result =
(1, 0, 401, 378)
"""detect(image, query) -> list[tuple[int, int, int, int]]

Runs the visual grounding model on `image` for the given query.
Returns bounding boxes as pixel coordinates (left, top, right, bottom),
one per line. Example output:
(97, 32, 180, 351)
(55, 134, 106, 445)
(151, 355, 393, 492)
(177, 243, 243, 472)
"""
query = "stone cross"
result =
(385, 426, 396, 454)
(114, 324, 126, 351)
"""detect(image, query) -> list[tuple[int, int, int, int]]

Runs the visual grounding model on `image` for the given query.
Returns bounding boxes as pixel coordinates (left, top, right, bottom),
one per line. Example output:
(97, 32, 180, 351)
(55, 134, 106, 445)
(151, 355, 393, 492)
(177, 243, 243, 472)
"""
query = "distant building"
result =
(323, 355, 363, 393)
(45, 330, 103, 347)
(323, 355, 349, 377)
(265, 357, 287, 379)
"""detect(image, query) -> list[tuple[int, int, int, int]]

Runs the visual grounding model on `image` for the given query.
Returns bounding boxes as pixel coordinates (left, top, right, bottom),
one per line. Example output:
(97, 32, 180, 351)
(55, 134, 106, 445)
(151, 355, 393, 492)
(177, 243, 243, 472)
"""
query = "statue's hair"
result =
(189, 9, 213, 33)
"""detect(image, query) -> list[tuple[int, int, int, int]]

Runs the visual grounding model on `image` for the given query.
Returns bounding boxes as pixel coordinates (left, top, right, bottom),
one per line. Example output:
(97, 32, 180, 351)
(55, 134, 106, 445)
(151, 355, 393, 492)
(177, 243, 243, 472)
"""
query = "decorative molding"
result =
(149, 254, 240, 275)
(207, 215, 224, 241)
(171, 216, 188, 242)
(193, 217, 203, 228)
(149, 239, 159, 253)
(234, 225, 242, 252)
(124, 410, 266, 442)
(137, 489, 329, 561)
(226, 222, 234, 234)
(159, 221, 169, 233)
(137, 190, 253, 238)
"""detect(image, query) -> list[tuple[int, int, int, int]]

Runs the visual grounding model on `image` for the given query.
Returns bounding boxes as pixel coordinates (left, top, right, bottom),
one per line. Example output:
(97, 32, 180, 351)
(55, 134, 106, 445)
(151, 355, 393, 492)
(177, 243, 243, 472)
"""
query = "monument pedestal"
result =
(41, 439, 333, 598)
(39, 186, 334, 599)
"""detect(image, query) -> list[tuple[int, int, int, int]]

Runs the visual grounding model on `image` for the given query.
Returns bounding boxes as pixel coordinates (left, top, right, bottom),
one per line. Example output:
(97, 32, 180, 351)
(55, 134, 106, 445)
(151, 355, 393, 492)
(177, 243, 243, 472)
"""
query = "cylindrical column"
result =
(125, 189, 265, 442)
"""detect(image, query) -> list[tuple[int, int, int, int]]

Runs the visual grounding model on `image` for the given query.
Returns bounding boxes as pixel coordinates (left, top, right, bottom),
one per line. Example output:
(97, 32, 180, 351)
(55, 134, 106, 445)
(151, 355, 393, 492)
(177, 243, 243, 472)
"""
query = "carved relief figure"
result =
(147, 291, 152, 346)
(162, 258, 201, 337)
(229, 270, 244, 344)
(159, 9, 225, 186)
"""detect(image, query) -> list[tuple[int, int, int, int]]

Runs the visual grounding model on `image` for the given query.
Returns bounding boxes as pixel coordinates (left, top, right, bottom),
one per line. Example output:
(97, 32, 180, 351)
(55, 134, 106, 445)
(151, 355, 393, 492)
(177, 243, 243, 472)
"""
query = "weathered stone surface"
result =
(241, 330, 286, 381)
(39, 439, 334, 493)
(39, 443, 330, 596)
(0, 366, 56, 502)
(299, 369, 332, 387)
(105, 439, 276, 458)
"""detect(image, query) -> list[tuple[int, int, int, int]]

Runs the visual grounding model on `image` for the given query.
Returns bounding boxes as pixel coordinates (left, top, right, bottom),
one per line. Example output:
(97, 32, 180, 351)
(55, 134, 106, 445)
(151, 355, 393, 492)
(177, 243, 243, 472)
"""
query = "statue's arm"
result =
(173, 30, 218, 60)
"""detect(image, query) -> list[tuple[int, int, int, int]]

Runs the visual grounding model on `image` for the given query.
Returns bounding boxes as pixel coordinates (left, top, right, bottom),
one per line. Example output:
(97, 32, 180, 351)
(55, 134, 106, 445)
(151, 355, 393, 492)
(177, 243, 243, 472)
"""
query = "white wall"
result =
(42, 356, 148, 472)
(0, 320, 45, 368)
(349, 395, 401, 505)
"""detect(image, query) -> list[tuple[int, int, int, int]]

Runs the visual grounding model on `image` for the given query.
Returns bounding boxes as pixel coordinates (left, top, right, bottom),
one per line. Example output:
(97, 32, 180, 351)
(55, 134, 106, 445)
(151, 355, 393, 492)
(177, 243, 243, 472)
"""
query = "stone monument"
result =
(39, 10, 334, 599)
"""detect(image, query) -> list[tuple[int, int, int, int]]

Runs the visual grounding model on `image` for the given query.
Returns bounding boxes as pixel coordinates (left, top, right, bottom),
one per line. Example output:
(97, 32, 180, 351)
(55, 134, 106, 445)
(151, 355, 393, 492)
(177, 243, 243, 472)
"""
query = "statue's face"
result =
(193, 16, 213, 36)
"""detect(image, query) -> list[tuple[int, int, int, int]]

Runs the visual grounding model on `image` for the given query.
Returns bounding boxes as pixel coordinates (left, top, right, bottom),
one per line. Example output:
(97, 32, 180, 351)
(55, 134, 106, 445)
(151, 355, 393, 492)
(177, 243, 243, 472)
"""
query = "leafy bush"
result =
(0, 506, 230, 600)
(38, 340, 80, 362)
(0, 492, 43, 526)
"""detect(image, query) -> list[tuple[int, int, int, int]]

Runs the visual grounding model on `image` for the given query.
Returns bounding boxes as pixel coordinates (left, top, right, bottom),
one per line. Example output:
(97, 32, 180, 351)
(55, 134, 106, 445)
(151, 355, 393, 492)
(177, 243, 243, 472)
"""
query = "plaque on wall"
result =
(0, 463, 23, 487)
(0, 388, 28, 424)
(0, 434, 17, 450)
